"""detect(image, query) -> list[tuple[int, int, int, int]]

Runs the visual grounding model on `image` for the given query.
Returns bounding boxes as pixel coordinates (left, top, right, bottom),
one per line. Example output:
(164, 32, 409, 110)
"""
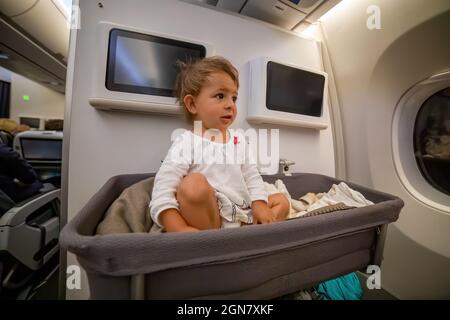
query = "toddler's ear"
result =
(183, 95, 197, 115)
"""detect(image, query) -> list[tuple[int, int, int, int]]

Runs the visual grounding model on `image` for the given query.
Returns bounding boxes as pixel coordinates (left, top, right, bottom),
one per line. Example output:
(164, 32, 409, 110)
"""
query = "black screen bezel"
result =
(266, 61, 325, 117)
(105, 28, 206, 96)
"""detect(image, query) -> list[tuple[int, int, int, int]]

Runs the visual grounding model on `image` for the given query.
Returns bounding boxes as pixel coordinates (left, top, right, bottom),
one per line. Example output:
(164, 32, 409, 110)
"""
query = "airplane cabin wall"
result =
(65, 0, 335, 299)
(9, 71, 65, 123)
(320, 0, 450, 299)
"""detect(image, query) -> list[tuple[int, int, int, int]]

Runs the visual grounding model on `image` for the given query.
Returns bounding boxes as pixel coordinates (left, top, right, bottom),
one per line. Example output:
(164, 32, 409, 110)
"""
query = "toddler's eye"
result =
(232, 96, 238, 103)
(216, 93, 224, 99)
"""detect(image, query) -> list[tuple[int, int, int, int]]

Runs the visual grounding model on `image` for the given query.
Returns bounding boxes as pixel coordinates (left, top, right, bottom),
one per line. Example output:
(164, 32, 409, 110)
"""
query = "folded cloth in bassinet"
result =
(264, 180, 373, 219)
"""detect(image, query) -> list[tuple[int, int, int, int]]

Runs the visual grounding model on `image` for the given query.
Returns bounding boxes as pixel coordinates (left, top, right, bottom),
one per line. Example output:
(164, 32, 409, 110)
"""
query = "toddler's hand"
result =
(252, 201, 276, 224)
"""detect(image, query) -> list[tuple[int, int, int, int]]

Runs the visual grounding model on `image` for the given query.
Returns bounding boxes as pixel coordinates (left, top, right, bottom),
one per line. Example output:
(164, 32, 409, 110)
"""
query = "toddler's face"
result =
(191, 72, 238, 133)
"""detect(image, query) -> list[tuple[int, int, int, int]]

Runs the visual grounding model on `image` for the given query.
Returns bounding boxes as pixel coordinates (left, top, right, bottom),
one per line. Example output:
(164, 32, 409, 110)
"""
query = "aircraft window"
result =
(413, 87, 450, 195)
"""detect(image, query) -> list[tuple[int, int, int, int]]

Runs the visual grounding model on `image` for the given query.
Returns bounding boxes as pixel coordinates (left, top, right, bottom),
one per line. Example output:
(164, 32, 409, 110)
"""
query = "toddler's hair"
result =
(174, 56, 239, 123)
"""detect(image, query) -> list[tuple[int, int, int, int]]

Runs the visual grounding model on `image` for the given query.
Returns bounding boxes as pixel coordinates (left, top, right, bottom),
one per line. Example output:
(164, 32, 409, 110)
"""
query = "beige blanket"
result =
(96, 177, 155, 234)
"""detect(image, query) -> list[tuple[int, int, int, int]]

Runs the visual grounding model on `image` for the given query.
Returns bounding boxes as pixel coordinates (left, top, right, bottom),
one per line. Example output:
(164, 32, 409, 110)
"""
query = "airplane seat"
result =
(0, 130, 13, 147)
(0, 183, 60, 299)
(12, 131, 63, 189)
(0, 132, 62, 299)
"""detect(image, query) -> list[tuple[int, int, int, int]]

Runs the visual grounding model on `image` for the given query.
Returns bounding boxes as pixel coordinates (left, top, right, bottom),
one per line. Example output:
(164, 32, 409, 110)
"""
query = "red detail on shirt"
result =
(234, 136, 238, 145)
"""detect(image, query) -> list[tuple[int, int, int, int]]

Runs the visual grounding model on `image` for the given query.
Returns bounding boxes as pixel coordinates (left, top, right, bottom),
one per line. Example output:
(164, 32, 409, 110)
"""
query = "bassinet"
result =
(60, 173, 403, 299)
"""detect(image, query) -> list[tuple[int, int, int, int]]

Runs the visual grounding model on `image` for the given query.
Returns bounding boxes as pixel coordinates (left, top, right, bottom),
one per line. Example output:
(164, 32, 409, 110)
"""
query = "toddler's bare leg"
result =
(176, 173, 221, 230)
(268, 193, 290, 221)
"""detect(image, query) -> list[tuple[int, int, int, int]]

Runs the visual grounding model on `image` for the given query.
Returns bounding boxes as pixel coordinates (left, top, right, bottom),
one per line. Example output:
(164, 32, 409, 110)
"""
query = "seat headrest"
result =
(0, 130, 13, 147)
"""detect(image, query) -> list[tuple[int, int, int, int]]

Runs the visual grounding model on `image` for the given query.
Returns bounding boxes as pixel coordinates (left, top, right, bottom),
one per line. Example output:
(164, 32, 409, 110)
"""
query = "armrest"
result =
(39, 183, 57, 193)
(0, 189, 60, 227)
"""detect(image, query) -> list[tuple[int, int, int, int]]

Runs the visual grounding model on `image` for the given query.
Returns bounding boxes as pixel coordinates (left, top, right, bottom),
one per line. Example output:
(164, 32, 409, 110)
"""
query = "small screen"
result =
(20, 117, 40, 129)
(106, 29, 206, 96)
(266, 62, 325, 117)
(21, 139, 62, 161)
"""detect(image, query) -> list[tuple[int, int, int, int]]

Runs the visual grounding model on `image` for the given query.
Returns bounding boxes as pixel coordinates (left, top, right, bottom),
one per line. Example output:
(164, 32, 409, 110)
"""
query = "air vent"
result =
(196, 0, 219, 5)
(279, 0, 325, 14)
(241, 0, 306, 29)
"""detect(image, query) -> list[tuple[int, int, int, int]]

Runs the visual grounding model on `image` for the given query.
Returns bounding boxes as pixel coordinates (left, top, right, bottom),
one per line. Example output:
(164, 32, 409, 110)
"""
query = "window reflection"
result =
(414, 87, 450, 195)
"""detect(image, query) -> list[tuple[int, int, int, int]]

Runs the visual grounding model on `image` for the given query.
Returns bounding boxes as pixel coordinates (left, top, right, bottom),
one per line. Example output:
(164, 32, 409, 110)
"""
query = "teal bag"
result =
(314, 272, 363, 300)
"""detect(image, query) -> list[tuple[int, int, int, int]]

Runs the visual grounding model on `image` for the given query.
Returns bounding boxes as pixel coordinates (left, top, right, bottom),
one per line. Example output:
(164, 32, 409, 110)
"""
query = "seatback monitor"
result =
(266, 61, 325, 117)
(106, 29, 206, 97)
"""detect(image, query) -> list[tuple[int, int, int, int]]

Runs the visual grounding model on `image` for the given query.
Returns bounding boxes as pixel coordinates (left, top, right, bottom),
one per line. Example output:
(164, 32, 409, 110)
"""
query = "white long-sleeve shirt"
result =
(149, 130, 268, 227)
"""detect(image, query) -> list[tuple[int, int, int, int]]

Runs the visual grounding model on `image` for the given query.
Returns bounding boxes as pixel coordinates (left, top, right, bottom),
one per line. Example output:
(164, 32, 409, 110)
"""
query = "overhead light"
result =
(43, 80, 61, 86)
(317, 0, 348, 22)
(0, 52, 9, 60)
(298, 23, 321, 40)
(303, 24, 319, 36)
(293, 21, 320, 40)
(52, 0, 72, 20)
(293, 1, 347, 39)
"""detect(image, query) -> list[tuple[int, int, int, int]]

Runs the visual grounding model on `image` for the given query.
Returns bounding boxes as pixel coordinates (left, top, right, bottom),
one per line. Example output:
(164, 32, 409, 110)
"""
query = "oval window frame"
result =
(392, 70, 450, 213)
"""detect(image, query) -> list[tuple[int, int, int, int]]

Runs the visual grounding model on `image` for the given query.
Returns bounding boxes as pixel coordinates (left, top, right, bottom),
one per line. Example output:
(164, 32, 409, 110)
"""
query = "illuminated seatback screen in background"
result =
(21, 139, 63, 161)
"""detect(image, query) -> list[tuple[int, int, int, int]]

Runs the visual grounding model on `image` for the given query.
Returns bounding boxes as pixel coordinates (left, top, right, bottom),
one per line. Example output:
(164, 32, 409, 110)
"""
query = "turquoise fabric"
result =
(314, 272, 363, 300)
